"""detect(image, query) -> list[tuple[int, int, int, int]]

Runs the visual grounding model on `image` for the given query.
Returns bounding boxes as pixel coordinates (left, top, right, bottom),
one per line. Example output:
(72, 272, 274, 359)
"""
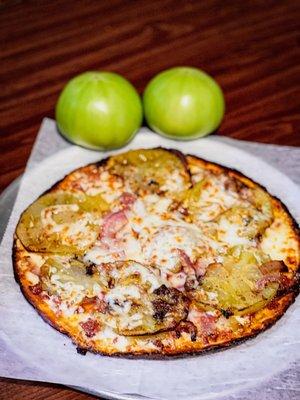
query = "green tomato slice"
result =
(107, 148, 191, 195)
(16, 191, 108, 254)
(197, 248, 279, 315)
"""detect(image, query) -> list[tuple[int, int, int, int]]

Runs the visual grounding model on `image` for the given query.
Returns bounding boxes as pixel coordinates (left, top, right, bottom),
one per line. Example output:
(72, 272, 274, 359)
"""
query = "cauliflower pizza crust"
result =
(13, 148, 300, 357)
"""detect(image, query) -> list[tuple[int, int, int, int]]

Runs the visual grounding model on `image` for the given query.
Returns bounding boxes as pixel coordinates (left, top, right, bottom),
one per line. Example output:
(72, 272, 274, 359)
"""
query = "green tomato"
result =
(55, 71, 143, 150)
(143, 67, 225, 139)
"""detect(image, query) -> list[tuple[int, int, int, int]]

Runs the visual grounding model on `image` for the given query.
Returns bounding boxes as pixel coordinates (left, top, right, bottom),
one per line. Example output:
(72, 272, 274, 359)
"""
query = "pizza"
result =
(13, 148, 300, 357)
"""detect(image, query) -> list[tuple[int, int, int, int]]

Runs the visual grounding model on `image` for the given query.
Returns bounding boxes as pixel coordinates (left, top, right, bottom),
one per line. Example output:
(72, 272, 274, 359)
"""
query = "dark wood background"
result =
(0, 0, 299, 398)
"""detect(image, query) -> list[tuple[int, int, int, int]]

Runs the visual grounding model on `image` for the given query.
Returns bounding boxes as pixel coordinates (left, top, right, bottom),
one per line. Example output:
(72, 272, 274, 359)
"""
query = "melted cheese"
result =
(84, 245, 122, 265)
(261, 219, 299, 266)
(25, 271, 39, 285)
(41, 204, 98, 249)
(217, 217, 253, 246)
(199, 175, 240, 208)
(76, 169, 125, 202)
(142, 225, 202, 272)
(84, 193, 221, 276)
(160, 169, 186, 192)
(105, 285, 140, 314)
(196, 202, 224, 222)
(41, 204, 79, 229)
(28, 253, 44, 270)
(123, 263, 161, 292)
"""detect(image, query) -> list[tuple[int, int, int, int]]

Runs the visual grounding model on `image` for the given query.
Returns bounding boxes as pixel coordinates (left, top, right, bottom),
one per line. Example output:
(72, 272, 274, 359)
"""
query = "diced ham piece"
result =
(100, 210, 128, 241)
(259, 260, 287, 275)
(188, 308, 216, 337)
(256, 261, 291, 291)
(52, 295, 62, 306)
(199, 313, 216, 336)
(256, 274, 281, 291)
(176, 249, 195, 276)
(29, 283, 42, 295)
(175, 249, 210, 278)
(119, 192, 137, 209)
(80, 296, 107, 314)
(194, 259, 210, 277)
(79, 318, 100, 338)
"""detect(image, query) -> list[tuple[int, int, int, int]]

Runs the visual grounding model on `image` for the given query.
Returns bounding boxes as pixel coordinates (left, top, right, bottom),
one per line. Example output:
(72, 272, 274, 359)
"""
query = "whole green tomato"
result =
(143, 67, 225, 139)
(55, 71, 143, 150)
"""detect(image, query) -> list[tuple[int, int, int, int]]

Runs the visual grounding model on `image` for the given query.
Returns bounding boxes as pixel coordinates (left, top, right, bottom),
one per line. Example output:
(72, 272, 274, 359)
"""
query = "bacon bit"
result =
(100, 210, 128, 241)
(79, 318, 100, 338)
(175, 321, 197, 341)
(119, 192, 136, 209)
(132, 229, 139, 239)
(169, 200, 189, 216)
(29, 283, 42, 295)
(52, 296, 62, 305)
(153, 339, 164, 350)
(80, 296, 108, 314)
(168, 200, 180, 212)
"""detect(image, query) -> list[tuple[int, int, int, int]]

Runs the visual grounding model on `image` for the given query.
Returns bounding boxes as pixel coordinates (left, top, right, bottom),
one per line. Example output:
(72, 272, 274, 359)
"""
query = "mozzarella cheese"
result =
(141, 225, 202, 273)
(41, 204, 99, 249)
(261, 219, 299, 267)
(84, 194, 219, 282)
(217, 217, 253, 246)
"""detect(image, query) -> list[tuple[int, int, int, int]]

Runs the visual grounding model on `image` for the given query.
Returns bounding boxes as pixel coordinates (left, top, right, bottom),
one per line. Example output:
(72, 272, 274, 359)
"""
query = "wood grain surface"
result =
(0, 0, 299, 398)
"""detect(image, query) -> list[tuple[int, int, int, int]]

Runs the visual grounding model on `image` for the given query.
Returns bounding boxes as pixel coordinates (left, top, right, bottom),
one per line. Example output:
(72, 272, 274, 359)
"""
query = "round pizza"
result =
(13, 148, 300, 356)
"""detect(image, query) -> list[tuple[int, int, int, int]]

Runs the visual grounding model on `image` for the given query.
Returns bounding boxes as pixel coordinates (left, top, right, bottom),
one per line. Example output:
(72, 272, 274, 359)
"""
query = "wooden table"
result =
(0, 0, 299, 398)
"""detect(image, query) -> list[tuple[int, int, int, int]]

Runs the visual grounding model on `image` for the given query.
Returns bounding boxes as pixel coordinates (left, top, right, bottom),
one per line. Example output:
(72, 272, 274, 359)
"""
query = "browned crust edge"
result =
(12, 148, 300, 358)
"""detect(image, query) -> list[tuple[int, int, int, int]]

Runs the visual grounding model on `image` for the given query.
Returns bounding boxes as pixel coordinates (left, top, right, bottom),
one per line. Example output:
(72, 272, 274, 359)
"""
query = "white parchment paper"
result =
(0, 119, 299, 400)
